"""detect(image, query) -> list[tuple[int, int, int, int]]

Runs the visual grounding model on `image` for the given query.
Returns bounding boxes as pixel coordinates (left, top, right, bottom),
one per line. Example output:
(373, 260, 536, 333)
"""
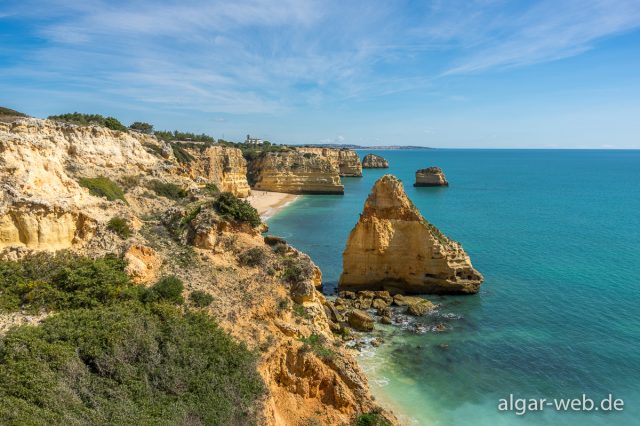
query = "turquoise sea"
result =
(267, 150, 640, 425)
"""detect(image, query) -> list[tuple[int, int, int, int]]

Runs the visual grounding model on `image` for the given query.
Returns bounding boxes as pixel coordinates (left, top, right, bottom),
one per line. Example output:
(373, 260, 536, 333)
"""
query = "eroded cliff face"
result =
(415, 166, 448, 187)
(362, 153, 389, 168)
(296, 147, 363, 177)
(340, 174, 483, 294)
(184, 146, 251, 197)
(0, 118, 393, 425)
(248, 151, 344, 194)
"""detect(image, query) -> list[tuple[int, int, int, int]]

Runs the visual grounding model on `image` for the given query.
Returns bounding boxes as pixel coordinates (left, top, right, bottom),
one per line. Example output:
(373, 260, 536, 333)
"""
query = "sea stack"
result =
(362, 154, 389, 168)
(339, 175, 482, 294)
(414, 167, 448, 187)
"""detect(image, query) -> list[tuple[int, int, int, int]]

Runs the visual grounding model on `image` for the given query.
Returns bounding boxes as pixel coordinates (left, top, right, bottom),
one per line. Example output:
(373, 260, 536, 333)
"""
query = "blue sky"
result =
(1, 0, 640, 148)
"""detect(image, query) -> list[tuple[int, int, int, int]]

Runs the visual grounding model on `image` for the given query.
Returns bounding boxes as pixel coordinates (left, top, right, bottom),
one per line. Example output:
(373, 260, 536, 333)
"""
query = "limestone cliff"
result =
(339, 175, 483, 294)
(0, 117, 394, 425)
(362, 153, 389, 168)
(296, 147, 363, 177)
(184, 146, 251, 197)
(248, 151, 344, 194)
(415, 166, 448, 187)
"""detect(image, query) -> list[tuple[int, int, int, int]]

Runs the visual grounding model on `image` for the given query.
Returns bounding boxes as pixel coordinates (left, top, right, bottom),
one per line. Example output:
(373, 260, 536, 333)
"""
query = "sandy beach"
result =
(247, 190, 300, 219)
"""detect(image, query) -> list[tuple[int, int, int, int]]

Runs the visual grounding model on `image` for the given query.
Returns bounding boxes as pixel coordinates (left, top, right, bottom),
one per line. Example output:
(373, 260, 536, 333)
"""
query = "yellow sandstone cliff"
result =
(184, 145, 251, 197)
(0, 117, 393, 425)
(296, 147, 363, 177)
(249, 150, 344, 194)
(340, 174, 483, 294)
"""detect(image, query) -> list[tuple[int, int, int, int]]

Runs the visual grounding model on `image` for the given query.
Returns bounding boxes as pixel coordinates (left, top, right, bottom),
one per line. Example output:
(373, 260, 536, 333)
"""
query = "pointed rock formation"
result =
(362, 154, 389, 168)
(339, 175, 482, 294)
(414, 167, 448, 187)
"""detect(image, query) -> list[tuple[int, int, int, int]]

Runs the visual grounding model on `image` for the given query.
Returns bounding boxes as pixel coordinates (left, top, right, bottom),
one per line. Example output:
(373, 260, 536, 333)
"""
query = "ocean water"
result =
(266, 150, 640, 426)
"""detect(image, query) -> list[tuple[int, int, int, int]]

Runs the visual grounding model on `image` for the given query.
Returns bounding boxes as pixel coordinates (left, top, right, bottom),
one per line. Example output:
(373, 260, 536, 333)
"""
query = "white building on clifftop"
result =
(245, 134, 263, 145)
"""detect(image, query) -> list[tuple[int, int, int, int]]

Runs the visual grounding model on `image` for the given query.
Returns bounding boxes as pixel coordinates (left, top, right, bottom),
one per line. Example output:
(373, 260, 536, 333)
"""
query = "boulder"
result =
(348, 309, 374, 331)
(406, 300, 435, 316)
(124, 244, 162, 285)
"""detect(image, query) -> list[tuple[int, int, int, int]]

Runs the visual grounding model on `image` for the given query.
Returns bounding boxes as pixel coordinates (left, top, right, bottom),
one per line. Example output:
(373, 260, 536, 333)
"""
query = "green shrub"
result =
(214, 192, 261, 227)
(238, 247, 268, 267)
(48, 112, 126, 131)
(292, 303, 310, 320)
(142, 142, 164, 157)
(171, 143, 195, 164)
(355, 412, 391, 426)
(129, 121, 154, 134)
(118, 174, 142, 190)
(300, 333, 335, 361)
(155, 130, 215, 144)
(79, 177, 127, 203)
(282, 257, 315, 284)
(107, 217, 132, 239)
(142, 276, 184, 305)
(0, 303, 264, 425)
(0, 106, 27, 117)
(190, 290, 214, 308)
(148, 180, 188, 200)
(0, 253, 137, 313)
(205, 183, 219, 194)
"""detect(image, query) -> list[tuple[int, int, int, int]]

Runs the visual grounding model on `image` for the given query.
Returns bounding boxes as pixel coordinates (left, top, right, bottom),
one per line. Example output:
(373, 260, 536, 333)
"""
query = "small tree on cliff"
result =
(129, 121, 154, 134)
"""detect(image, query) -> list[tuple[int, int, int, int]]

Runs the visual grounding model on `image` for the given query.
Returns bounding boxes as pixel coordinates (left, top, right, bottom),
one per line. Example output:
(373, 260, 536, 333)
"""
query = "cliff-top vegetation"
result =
(0, 253, 265, 425)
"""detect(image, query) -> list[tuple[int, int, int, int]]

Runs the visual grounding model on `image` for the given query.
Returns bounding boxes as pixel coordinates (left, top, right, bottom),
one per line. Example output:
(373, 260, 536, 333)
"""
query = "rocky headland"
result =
(414, 166, 448, 187)
(339, 175, 483, 294)
(296, 147, 363, 177)
(248, 150, 345, 194)
(0, 117, 394, 425)
(362, 153, 389, 168)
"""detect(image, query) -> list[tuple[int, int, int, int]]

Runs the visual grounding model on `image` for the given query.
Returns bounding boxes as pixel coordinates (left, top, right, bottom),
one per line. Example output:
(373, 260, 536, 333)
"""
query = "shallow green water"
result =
(267, 150, 640, 425)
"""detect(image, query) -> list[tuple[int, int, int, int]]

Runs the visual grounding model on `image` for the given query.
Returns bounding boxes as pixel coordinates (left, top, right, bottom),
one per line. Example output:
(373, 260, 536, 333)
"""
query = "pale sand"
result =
(247, 190, 300, 219)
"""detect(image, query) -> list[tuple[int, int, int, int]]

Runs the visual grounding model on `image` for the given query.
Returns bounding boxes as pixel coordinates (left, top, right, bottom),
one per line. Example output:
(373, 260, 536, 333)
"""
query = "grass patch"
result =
(204, 183, 219, 195)
(213, 192, 261, 227)
(0, 106, 27, 117)
(299, 333, 335, 361)
(292, 303, 310, 320)
(148, 180, 188, 200)
(79, 177, 127, 203)
(107, 217, 132, 239)
(190, 290, 214, 308)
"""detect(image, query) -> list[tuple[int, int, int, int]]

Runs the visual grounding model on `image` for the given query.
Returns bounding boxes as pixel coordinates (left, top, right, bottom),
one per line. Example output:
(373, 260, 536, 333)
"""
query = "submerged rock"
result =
(414, 167, 448, 187)
(339, 174, 483, 294)
(362, 154, 389, 168)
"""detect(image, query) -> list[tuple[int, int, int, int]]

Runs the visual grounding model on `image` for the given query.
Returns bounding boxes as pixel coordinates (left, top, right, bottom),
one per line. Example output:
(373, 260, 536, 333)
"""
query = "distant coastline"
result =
(297, 143, 434, 150)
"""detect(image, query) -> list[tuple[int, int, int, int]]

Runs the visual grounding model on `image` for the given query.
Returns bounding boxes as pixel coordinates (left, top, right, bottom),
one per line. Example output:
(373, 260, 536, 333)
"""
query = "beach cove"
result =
(266, 149, 640, 425)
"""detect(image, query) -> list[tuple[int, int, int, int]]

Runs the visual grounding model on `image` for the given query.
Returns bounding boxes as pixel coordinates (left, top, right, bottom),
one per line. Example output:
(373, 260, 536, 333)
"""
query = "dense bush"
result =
(79, 177, 127, 203)
(0, 303, 264, 425)
(129, 121, 154, 134)
(118, 174, 142, 191)
(155, 130, 215, 144)
(281, 257, 315, 284)
(107, 217, 132, 239)
(190, 290, 214, 308)
(170, 143, 196, 164)
(148, 180, 188, 200)
(0, 253, 136, 312)
(48, 112, 126, 131)
(205, 183, 219, 194)
(213, 192, 261, 227)
(0, 106, 27, 117)
(141, 276, 184, 305)
(238, 247, 268, 267)
(355, 412, 391, 426)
